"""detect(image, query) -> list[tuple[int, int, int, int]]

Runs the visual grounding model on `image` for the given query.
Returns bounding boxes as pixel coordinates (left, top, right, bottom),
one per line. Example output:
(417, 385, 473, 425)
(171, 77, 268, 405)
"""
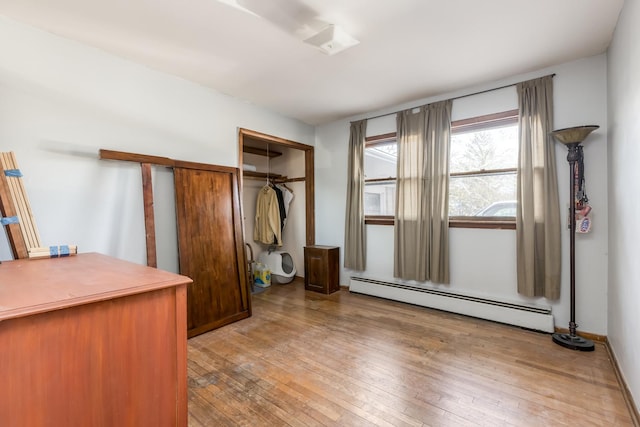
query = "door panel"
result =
(174, 168, 250, 337)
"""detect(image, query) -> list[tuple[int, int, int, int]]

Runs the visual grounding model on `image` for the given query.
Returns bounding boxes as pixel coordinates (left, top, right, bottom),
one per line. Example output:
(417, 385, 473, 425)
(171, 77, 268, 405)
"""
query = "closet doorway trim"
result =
(238, 128, 315, 246)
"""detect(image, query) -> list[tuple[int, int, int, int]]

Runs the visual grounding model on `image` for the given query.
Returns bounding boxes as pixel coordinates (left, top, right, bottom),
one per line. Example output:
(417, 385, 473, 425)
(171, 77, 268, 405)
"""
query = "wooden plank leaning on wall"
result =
(99, 149, 251, 337)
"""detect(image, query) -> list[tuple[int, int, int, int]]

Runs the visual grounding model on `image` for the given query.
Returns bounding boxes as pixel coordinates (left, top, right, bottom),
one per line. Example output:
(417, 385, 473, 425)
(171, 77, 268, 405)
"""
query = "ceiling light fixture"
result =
(303, 24, 359, 55)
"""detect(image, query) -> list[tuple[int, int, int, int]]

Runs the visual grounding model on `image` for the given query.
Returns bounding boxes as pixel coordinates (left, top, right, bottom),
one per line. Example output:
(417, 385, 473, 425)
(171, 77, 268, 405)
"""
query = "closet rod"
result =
(243, 174, 305, 183)
(352, 73, 556, 123)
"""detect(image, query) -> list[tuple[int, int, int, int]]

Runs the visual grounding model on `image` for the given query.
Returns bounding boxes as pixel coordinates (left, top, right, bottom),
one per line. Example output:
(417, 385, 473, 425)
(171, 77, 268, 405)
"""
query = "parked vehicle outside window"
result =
(473, 200, 517, 217)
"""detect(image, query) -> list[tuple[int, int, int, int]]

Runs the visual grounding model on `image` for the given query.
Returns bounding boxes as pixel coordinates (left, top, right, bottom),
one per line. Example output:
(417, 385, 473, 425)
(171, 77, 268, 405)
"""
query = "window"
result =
(364, 133, 397, 218)
(363, 110, 518, 228)
(449, 109, 519, 228)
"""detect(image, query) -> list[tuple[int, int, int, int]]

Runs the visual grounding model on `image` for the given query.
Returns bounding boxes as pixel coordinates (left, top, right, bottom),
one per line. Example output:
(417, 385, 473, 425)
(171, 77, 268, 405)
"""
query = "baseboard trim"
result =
(553, 327, 606, 342)
(350, 276, 554, 332)
(605, 339, 640, 427)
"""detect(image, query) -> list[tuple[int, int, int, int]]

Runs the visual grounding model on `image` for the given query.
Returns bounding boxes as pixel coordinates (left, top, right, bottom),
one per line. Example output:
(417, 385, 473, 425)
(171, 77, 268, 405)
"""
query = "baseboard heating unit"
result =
(349, 277, 554, 332)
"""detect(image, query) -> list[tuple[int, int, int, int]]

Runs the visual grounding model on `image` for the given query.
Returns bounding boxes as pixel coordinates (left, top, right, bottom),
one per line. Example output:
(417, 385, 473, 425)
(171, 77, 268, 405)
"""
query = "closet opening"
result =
(238, 128, 315, 288)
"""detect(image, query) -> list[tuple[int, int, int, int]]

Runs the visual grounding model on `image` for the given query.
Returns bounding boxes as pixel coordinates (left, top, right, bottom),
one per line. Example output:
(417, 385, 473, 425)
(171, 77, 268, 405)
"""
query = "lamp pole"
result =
(566, 142, 579, 337)
(550, 126, 598, 351)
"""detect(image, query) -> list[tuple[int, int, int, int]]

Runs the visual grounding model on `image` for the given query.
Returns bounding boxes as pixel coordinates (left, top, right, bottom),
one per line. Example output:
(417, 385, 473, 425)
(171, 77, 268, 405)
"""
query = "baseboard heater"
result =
(349, 277, 554, 332)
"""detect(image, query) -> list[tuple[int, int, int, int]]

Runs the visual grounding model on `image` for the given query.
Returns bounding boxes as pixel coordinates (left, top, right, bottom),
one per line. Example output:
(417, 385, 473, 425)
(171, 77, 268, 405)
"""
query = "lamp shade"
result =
(551, 125, 599, 145)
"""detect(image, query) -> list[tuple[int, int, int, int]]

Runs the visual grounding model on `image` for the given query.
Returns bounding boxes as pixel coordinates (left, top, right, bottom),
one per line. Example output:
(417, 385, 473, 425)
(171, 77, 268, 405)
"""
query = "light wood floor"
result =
(187, 279, 634, 426)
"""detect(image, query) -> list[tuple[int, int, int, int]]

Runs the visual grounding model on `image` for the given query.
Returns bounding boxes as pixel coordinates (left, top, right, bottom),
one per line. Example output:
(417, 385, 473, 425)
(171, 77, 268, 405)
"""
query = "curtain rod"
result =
(352, 73, 556, 123)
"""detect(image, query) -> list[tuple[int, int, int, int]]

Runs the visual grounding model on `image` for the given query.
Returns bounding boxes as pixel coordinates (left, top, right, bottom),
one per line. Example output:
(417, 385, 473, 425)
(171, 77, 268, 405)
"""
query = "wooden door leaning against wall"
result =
(174, 167, 251, 338)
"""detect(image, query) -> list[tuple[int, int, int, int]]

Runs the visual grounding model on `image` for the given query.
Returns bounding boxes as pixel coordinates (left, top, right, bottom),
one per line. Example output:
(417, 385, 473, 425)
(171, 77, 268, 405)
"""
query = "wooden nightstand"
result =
(304, 245, 340, 294)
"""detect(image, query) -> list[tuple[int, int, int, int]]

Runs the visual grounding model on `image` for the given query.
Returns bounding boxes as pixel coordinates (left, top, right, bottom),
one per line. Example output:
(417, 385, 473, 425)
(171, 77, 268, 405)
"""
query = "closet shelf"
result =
(243, 170, 285, 180)
(243, 146, 282, 158)
(243, 170, 305, 183)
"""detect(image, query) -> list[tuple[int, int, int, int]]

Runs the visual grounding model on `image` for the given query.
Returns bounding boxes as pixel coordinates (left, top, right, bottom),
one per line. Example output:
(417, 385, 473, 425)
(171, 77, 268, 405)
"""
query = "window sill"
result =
(365, 216, 394, 226)
(365, 216, 516, 230)
(449, 217, 515, 229)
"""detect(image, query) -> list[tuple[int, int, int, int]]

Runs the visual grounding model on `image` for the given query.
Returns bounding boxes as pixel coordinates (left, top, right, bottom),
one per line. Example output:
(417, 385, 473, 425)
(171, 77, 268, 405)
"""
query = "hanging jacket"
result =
(272, 184, 286, 232)
(254, 185, 282, 245)
(275, 184, 294, 229)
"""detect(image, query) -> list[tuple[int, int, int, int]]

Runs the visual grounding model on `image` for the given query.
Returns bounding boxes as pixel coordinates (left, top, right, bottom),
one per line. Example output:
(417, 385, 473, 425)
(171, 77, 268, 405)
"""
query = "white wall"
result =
(607, 0, 640, 408)
(316, 54, 609, 335)
(0, 16, 314, 272)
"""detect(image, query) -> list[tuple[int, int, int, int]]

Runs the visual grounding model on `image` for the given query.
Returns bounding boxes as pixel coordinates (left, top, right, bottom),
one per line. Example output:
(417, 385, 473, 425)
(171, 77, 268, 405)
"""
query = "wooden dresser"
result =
(304, 245, 340, 294)
(0, 253, 192, 427)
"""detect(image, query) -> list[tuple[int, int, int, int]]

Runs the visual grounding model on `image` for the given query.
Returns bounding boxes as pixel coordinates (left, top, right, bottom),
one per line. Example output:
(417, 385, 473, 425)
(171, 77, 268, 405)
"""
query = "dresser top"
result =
(0, 253, 191, 321)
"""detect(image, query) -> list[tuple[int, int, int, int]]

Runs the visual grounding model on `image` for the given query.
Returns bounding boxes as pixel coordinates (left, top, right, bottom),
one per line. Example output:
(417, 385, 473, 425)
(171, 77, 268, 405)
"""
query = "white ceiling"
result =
(0, 0, 624, 125)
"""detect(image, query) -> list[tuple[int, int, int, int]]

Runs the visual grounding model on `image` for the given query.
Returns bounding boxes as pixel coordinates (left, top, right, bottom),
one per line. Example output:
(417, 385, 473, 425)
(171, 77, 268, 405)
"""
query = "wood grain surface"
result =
(0, 254, 191, 426)
(174, 168, 250, 337)
(187, 279, 634, 426)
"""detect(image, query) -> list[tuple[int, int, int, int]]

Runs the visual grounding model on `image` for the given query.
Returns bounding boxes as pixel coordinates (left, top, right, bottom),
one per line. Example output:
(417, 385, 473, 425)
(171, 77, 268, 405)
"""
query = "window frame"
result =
(363, 133, 397, 221)
(363, 110, 518, 229)
(449, 109, 518, 229)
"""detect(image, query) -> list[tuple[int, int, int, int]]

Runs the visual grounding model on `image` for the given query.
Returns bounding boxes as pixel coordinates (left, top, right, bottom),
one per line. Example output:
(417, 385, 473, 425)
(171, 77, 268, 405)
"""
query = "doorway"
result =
(238, 128, 315, 281)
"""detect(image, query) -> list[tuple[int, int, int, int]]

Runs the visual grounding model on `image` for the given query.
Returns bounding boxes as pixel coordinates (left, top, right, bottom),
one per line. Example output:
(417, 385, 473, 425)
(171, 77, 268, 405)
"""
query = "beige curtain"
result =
(516, 76, 561, 299)
(394, 100, 452, 283)
(344, 119, 367, 270)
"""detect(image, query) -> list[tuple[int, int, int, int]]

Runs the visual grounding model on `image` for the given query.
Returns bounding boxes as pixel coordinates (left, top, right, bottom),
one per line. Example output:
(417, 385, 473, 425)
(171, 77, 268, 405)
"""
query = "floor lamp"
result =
(550, 125, 598, 351)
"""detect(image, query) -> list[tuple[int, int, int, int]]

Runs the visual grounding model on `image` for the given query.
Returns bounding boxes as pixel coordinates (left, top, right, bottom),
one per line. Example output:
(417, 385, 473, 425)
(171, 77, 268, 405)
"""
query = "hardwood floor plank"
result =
(189, 348, 302, 426)
(189, 334, 340, 426)
(188, 279, 634, 426)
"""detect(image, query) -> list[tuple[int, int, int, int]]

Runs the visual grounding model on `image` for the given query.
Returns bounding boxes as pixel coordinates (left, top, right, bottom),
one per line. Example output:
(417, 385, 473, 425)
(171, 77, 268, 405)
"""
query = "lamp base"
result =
(552, 333, 594, 351)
